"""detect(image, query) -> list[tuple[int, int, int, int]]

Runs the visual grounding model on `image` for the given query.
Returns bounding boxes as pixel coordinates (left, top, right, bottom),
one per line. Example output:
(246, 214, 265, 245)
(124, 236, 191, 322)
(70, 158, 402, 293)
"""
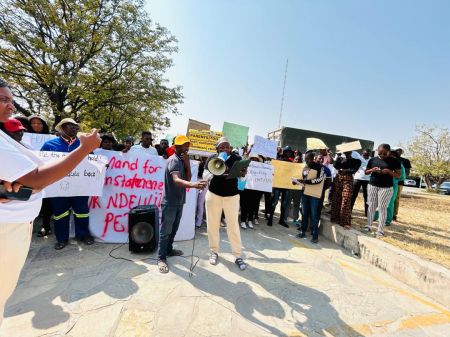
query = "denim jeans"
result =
(301, 195, 321, 240)
(158, 204, 184, 260)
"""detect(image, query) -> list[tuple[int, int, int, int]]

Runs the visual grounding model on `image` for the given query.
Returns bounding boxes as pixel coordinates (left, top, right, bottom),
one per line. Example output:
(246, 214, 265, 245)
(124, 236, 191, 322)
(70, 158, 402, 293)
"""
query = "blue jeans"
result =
(158, 204, 184, 260)
(301, 195, 321, 240)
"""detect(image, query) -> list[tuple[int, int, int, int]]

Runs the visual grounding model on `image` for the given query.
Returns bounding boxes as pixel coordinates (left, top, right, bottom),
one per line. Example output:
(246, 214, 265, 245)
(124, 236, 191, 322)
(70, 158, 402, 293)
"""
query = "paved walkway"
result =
(1, 219, 449, 337)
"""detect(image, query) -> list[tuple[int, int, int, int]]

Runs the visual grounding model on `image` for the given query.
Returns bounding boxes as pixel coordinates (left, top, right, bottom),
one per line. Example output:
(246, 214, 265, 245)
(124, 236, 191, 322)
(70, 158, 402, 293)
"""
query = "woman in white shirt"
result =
(0, 79, 100, 325)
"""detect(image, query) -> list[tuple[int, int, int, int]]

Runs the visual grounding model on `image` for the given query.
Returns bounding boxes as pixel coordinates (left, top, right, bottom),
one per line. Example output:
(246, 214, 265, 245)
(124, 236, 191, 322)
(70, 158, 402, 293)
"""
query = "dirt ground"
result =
(352, 189, 450, 269)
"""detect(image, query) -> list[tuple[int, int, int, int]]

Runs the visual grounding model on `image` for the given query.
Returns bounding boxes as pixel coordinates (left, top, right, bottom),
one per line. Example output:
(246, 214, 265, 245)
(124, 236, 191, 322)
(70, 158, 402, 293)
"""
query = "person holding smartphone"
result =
(0, 78, 101, 326)
(364, 144, 401, 237)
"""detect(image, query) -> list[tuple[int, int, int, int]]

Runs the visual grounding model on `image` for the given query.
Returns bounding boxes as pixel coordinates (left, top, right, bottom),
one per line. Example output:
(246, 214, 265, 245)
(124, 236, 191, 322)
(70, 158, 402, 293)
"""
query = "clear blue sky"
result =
(147, 0, 450, 148)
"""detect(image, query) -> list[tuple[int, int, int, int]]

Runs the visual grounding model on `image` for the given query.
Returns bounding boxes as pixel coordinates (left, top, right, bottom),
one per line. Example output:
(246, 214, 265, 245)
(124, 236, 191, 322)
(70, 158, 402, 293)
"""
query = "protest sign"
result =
(245, 162, 274, 192)
(307, 138, 327, 151)
(336, 140, 362, 153)
(37, 151, 108, 198)
(188, 129, 223, 156)
(251, 135, 277, 159)
(22, 133, 56, 150)
(271, 160, 304, 190)
(88, 150, 198, 243)
(187, 118, 210, 134)
(222, 121, 249, 148)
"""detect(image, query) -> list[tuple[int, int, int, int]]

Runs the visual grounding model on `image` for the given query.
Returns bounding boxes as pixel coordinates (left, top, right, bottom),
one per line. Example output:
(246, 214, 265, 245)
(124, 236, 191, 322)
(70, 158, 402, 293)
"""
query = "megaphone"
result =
(207, 152, 228, 176)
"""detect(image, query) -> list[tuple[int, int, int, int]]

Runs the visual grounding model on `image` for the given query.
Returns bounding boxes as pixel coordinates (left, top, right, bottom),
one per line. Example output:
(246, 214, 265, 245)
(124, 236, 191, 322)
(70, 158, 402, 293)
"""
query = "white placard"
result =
(38, 151, 108, 198)
(22, 133, 57, 150)
(251, 135, 277, 159)
(245, 161, 274, 192)
(88, 150, 198, 243)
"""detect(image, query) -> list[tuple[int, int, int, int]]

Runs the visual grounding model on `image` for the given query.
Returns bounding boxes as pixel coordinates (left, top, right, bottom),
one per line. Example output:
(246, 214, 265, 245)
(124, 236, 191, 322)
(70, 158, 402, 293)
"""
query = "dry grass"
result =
(352, 189, 450, 269)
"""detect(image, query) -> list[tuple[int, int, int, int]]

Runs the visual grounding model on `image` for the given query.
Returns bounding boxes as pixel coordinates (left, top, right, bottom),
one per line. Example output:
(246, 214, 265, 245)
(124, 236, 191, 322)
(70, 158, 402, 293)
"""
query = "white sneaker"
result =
(248, 222, 254, 229)
(209, 251, 218, 265)
(240, 222, 247, 229)
(253, 219, 259, 225)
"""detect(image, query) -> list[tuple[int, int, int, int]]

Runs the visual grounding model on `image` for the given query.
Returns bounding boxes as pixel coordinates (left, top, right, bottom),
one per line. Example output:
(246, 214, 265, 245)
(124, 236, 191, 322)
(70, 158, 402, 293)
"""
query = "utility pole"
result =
(278, 58, 288, 129)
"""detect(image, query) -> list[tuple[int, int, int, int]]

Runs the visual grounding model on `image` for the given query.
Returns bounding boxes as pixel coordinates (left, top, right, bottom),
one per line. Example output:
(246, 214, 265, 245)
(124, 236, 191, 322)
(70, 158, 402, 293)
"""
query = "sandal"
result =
(158, 260, 169, 274)
(168, 249, 183, 257)
(235, 258, 247, 271)
(54, 241, 67, 250)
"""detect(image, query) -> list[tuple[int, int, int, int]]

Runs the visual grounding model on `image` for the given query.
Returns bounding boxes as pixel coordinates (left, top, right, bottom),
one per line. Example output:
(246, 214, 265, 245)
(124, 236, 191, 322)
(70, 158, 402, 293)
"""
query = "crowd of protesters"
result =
(1, 76, 412, 324)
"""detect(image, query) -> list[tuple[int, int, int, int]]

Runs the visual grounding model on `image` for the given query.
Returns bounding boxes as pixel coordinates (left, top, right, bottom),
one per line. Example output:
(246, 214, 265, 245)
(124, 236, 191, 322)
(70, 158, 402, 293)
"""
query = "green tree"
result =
(0, 0, 182, 138)
(407, 125, 450, 189)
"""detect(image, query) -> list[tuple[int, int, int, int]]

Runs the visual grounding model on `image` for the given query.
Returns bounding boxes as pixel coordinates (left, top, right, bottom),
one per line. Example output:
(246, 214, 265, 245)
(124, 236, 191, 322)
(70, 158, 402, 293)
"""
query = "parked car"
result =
(403, 179, 416, 187)
(438, 181, 450, 195)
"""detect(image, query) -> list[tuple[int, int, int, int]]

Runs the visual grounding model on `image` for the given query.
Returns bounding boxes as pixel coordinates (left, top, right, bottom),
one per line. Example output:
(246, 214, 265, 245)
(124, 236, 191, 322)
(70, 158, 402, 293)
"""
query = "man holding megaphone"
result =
(204, 137, 248, 270)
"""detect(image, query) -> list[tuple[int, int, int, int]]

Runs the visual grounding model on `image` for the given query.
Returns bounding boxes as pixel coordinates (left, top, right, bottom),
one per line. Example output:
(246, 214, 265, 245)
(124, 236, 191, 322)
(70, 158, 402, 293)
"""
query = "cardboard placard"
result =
(271, 160, 304, 190)
(336, 140, 362, 153)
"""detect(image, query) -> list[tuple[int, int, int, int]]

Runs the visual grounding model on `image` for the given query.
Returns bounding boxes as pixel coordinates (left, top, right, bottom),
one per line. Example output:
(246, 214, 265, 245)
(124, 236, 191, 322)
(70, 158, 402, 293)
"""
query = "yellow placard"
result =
(188, 130, 223, 153)
(271, 160, 305, 190)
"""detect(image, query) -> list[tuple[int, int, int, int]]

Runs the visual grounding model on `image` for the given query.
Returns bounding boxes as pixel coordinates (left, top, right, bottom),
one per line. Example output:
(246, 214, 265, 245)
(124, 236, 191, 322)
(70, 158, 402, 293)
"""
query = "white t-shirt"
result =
(130, 144, 158, 156)
(352, 151, 371, 181)
(0, 130, 43, 224)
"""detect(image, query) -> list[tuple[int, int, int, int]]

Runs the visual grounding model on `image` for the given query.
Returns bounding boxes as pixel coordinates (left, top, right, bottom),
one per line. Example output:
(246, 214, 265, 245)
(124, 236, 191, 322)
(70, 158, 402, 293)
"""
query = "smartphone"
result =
(0, 184, 33, 201)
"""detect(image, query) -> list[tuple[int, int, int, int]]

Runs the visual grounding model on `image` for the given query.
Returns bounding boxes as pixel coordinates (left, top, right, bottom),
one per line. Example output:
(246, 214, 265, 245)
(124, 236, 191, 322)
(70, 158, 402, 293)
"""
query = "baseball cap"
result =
(4, 118, 26, 132)
(174, 135, 190, 146)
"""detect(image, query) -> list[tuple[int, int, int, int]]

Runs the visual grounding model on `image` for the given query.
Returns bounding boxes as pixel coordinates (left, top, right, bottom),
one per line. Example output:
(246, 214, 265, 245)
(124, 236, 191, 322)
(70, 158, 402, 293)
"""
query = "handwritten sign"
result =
(22, 133, 56, 150)
(37, 151, 108, 198)
(271, 160, 305, 190)
(245, 162, 274, 192)
(222, 121, 249, 148)
(188, 129, 223, 156)
(88, 150, 198, 243)
(251, 135, 277, 159)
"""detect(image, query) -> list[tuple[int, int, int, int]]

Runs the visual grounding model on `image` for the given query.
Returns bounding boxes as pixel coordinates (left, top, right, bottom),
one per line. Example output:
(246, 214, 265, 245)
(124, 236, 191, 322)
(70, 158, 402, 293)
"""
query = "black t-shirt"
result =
(334, 157, 361, 174)
(367, 156, 402, 188)
(207, 153, 241, 197)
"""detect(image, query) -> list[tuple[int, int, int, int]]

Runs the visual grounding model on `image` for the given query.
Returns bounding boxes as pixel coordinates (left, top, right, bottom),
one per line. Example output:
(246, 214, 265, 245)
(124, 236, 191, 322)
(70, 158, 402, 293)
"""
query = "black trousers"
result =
(351, 179, 369, 216)
(240, 189, 263, 222)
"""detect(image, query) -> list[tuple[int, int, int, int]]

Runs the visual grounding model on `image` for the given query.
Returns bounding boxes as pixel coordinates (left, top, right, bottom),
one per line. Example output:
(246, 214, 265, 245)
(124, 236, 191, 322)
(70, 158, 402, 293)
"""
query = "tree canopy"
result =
(407, 125, 450, 188)
(0, 0, 183, 139)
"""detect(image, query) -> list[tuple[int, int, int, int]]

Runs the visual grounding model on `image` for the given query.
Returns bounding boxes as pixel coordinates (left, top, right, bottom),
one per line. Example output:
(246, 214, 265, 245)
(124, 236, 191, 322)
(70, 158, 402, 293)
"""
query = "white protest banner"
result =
(245, 161, 274, 192)
(251, 135, 277, 159)
(22, 133, 56, 150)
(38, 151, 108, 198)
(89, 150, 198, 243)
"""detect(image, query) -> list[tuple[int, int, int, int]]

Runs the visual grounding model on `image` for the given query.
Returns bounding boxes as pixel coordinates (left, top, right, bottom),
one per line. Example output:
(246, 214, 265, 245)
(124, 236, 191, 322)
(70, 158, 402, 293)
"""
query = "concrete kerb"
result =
(319, 215, 450, 309)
